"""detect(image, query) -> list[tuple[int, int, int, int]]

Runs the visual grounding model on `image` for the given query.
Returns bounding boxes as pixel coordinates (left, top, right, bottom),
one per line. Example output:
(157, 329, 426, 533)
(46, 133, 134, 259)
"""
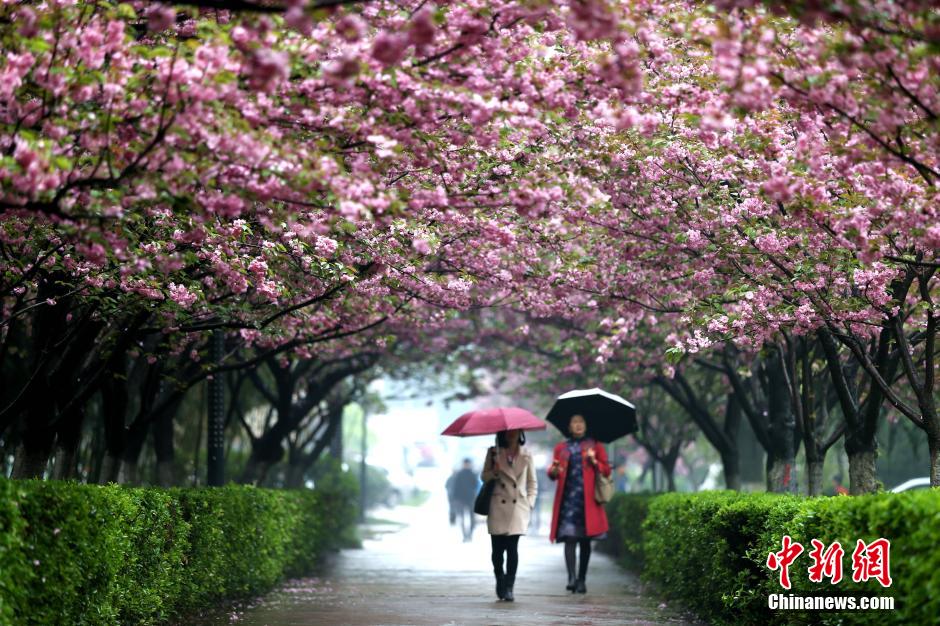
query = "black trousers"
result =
(491, 534, 520, 578)
(455, 501, 475, 539)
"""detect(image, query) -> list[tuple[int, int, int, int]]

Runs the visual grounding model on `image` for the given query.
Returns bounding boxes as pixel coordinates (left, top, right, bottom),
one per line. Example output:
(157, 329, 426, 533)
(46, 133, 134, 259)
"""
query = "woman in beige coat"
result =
(481, 429, 537, 602)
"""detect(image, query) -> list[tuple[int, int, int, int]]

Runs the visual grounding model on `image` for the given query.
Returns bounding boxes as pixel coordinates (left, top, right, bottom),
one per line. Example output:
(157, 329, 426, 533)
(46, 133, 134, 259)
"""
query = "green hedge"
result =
(608, 489, 940, 625)
(0, 476, 358, 626)
(0, 479, 28, 625)
(604, 493, 654, 568)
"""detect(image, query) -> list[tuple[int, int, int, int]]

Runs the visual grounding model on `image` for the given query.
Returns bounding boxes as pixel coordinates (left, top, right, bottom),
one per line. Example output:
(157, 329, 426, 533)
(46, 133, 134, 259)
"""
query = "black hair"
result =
(495, 430, 526, 448)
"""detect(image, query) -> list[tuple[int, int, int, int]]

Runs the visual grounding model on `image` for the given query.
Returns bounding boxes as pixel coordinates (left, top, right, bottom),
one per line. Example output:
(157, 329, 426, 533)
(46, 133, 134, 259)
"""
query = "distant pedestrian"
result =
(613, 462, 630, 493)
(481, 429, 537, 602)
(445, 471, 457, 525)
(548, 414, 611, 594)
(451, 458, 479, 541)
(530, 464, 551, 534)
(831, 473, 849, 496)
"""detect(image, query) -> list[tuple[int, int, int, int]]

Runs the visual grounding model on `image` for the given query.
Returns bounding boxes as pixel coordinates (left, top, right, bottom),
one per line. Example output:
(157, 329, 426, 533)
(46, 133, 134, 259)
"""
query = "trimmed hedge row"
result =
(603, 492, 651, 568)
(0, 474, 358, 626)
(605, 490, 940, 625)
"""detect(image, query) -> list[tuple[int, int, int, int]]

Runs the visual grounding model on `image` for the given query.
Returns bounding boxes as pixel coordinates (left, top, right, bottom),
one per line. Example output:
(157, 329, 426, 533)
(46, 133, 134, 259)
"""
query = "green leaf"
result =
(213, 70, 237, 85)
(52, 156, 73, 170)
(665, 346, 685, 365)
(25, 37, 52, 55)
(116, 3, 138, 20)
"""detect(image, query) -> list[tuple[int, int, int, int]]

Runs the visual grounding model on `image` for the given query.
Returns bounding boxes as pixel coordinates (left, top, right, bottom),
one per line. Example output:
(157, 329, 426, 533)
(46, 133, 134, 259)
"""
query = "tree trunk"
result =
(807, 459, 824, 497)
(153, 408, 176, 487)
(96, 359, 129, 485)
(10, 374, 57, 480)
(925, 414, 940, 487)
(0, 436, 13, 477)
(119, 426, 149, 485)
(51, 409, 84, 480)
(766, 348, 798, 493)
(654, 374, 738, 490)
(238, 382, 293, 486)
(97, 454, 122, 484)
(847, 449, 878, 494)
(155, 461, 174, 487)
(721, 394, 742, 490)
(664, 465, 676, 492)
(239, 456, 277, 486)
(765, 456, 794, 493)
(930, 438, 940, 488)
(120, 460, 139, 486)
(720, 450, 741, 490)
(284, 461, 305, 488)
(330, 417, 343, 460)
(87, 421, 105, 484)
(11, 436, 54, 479)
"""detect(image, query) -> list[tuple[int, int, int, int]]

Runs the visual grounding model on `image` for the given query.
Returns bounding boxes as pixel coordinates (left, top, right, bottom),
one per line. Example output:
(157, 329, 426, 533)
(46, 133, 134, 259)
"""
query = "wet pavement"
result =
(218, 492, 702, 626)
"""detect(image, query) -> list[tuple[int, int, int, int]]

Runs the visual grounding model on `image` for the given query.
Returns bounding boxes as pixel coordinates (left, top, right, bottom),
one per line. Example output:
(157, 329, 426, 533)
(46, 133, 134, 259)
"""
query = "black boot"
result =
(565, 541, 577, 591)
(503, 575, 515, 602)
(494, 570, 506, 600)
(566, 567, 577, 591)
(575, 577, 586, 594)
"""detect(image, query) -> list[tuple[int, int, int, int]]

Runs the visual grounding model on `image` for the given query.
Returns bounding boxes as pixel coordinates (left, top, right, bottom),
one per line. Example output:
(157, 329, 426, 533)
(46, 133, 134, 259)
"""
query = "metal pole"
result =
(359, 409, 367, 521)
(207, 330, 225, 487)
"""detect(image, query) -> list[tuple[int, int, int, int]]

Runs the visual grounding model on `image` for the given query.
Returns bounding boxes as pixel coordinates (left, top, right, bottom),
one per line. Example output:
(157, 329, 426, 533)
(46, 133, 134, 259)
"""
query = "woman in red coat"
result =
(547, 414, 611, 594)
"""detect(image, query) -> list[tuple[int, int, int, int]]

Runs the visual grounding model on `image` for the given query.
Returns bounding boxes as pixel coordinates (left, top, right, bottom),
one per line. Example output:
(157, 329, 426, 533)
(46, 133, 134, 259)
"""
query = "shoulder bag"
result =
(594, 470, 614, 504)
(474, 479, 496, 515)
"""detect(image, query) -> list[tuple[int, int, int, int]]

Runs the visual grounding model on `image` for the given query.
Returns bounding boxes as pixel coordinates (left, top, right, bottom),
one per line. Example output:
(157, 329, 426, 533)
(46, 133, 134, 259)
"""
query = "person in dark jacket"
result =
(451, 458, 479, 541)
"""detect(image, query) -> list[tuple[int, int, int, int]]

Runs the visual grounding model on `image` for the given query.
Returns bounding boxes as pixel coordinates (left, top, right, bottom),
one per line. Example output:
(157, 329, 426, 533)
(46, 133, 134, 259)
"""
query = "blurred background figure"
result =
(450, 458, 479, 541)
(445, 471, 457, 525)
(830, 473, 849, 496)
(531, 463, 551, 534)
(614, 462, 630, 494)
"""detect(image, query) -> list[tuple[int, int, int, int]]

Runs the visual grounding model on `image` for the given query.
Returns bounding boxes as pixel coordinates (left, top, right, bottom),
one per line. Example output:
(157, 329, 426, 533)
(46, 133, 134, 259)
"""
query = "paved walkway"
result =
(217, 493, 701, 626)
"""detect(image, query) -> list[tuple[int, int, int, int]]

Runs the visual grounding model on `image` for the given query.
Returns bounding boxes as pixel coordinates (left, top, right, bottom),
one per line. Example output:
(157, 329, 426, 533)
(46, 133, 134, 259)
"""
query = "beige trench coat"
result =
(480, 446, 537, 536)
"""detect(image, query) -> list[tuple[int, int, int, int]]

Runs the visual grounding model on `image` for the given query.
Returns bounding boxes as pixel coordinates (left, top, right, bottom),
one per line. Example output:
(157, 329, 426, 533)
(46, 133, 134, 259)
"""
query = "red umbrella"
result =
(441, 407, 547, 437)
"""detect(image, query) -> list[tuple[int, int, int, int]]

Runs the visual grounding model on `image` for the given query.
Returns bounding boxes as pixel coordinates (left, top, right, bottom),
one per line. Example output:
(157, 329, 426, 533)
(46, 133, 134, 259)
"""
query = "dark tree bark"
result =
(720, 394, 742, 491)
(721, 345, 804, 493)
(818, 327, 898, 494)
(816, 265, 940, 490)
(239, 354, 377, 485)
(51, 407, 85, 480)
(763, 344, 799, 493)
(654, 370, 741, 490)
(152, 400, 179, 487)
(10, 428, 55, 479)
(98, 361, 129, 484)
(285, 392, 348, 488)
(780, 336, 844, 495)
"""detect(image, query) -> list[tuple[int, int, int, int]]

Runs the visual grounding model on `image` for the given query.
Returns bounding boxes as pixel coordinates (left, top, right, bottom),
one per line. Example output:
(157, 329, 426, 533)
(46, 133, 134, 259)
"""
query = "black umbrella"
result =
(545, 387, 637, 443)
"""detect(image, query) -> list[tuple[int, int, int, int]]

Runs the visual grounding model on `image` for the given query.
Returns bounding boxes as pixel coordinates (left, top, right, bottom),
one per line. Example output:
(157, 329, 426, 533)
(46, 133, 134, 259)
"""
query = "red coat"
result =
(548, 439, 611, 543)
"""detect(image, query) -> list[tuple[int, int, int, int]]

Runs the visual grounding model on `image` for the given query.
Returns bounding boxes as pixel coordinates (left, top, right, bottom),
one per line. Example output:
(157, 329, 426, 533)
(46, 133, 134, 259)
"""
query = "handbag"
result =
(474, 479, 496, 515)
(594, 471, 614, 504)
